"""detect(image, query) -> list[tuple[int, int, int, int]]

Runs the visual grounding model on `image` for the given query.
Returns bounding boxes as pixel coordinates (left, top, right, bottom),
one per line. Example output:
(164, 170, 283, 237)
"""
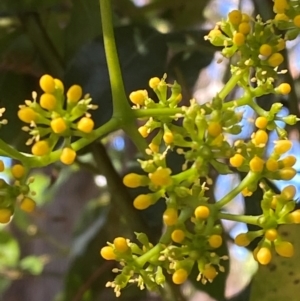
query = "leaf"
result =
(0, 230, 20, 267)
(64, 0, 102, 60)
(250, 224, 300, 301)
(0, 72, 36, 150)
(0, 30, 40, 76)
(166, 30, 215, 91)
(20, 255, 45, 275)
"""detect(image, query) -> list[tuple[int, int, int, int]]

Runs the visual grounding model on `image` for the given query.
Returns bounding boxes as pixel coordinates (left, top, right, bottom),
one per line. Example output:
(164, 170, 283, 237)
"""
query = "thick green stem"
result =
(218, 212, 260, 225)
(99, 0, 152, 153)
(218, 70, 246, 101)
(0, 140, 28, 162)
(133, 108, 183, 119)
(99, 0, 132, 118)
(223, 96, 251, 109)
(216, 172, 259, 209)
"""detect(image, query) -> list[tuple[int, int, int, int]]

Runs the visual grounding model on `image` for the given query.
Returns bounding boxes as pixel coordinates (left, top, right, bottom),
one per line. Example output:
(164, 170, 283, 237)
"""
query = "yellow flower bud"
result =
(0, 208, 12, 223)
(274, 140, 292, 154)
(163, 208, 178, 226)
(275, 241, 294, 257)
(172, 269, 188, 285)
(60, 147, 77, 165)
(113, 237, 129, 253)
(149, 77, 160, 89)
(100, 246, 116, 260)
(149, 168, 172, 186)
(18, 107, 37, 123)
(228, 10, 242, 25)
(171, 229, 185, 243)
(256, 247, 272, 265)
(39, 74, 55, 93)
(20, 197, 36, 213)
(67, 85, 82, 102)
(249, 156, 264, 172)
(194, 205, 210, 219)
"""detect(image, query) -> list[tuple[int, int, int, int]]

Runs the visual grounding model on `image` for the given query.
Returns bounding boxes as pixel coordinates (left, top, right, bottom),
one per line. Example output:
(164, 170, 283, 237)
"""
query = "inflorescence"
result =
(0, 0, 300, 296)
(100, 1, 300, 296)
(18, 74, 97, 165)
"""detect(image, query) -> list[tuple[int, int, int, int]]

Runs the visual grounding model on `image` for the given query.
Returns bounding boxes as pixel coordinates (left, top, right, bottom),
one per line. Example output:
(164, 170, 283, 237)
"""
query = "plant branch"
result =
(218, 212, 260, 225)
(216, 172, 259, 209)
(132, 108, 183, 118)
(99, 0, 132, 118)
(26, 117, 120, 167)
(218, 69, 246, 101)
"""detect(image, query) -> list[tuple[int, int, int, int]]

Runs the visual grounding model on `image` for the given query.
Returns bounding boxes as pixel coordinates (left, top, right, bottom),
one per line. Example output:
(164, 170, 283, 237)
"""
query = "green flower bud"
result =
(282, 115, 300, 125)
(155, 266, 166, 285)
(270, 102, 283, 115)
(285, 28, 299, 41)
(135, 232, 150, 246)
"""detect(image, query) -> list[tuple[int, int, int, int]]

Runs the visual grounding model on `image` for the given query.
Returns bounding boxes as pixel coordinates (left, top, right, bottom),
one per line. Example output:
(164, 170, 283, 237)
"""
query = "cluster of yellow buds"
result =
(0, 160, 36, 223)
(99, 2, 300, 296)
(101, 74, 299, 295)
(17, 74, 98, 165)
(129, 75, 184, 154)
(235, 184, 298, 265)
(100, 223, 228, 296)
(206, 9, 287, 84)
(273, 0, 300, 39)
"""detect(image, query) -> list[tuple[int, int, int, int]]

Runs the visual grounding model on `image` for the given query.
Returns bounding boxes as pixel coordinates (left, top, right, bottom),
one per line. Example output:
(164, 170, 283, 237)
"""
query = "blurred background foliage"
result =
(0, 0, 299, 300)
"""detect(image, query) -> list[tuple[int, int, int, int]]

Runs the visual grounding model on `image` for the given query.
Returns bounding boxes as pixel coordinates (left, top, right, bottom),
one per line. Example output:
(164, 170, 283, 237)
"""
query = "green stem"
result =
(223, 95, 251, 109)
(26, 118, 120, 167)
(99, 0, 152, 153)
(216, 171, 259, 209)
(0, 139, 28, 162)
(218, 212, 260, 225)
(133, 108, 183, 119)
(248, 100, 269, 117)
(122, 124, 149, 156)
(136, 243, 164, 267)
(218, 70, 246, 101)
(99, 0, 132, 118)
(172, 168, 197, 184)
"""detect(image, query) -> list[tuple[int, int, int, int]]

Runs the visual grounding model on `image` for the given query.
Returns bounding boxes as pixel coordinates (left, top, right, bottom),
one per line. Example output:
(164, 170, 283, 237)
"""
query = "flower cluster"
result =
(18, 74, 98, 165)
(0, 161, 36, 223)
(206, 10, 287, 84)
(235, 184, 298, 265)
(100, 4, 300, 295)
(101, 74, 299, 295)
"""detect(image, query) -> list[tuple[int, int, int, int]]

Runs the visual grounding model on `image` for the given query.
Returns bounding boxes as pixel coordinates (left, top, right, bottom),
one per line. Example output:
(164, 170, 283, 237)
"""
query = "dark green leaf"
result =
(65, 25, 168, 127)
(64, 0, 102, 60)
(0, 72, 36, 150)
